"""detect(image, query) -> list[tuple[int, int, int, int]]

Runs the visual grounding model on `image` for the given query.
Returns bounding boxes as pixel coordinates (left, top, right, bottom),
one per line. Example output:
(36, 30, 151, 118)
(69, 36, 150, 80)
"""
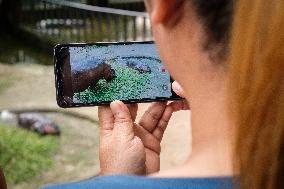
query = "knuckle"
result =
(153, 127, 165, 141)
(156, 126, 165, 134)
(115, 116, 132, 124)
(160, 118, 169, 126)
(145, 110, 161, 121)
(100, 119, 114, 126)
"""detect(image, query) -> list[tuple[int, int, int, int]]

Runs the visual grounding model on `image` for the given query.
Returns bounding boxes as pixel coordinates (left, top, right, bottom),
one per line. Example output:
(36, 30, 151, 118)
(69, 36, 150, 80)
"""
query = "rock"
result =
(0, 110, 17, 126)
(18, 113, 60, 136)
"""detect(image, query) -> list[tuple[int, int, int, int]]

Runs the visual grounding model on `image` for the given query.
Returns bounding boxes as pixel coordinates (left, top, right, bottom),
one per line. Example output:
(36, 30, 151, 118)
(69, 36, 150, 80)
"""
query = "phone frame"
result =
(54, 41, 182, 108)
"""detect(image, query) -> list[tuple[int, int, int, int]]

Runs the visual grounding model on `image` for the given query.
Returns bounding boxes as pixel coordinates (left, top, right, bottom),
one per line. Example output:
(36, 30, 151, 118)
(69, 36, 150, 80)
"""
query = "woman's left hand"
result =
(98, 101, 174, 175)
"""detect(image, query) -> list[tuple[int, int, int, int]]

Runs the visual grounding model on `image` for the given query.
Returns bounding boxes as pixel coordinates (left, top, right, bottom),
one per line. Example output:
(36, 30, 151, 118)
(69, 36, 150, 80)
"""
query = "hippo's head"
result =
(103, 64, 116, 82)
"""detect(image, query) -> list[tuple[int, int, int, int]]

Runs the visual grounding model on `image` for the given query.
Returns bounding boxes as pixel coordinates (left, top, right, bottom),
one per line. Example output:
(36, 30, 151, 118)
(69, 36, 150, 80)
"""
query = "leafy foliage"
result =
(0, 123, 59, 184)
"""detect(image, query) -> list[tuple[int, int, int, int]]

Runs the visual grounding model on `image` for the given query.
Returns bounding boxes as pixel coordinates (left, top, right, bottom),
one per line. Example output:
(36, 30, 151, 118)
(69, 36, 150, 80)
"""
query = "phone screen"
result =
(55, 42, 181, 108)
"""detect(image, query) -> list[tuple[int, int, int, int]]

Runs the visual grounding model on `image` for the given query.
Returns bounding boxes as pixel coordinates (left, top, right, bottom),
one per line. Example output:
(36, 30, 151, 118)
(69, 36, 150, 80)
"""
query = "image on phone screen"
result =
(55, 42, 181, 108)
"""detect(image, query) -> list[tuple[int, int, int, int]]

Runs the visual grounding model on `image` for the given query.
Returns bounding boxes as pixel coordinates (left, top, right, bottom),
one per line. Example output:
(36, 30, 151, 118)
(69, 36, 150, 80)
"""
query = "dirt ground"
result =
(0, 63, 191, 188)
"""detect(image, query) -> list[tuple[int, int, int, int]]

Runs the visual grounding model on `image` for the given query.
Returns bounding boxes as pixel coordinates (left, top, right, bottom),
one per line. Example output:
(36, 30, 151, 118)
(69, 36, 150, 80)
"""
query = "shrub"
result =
(0, 123, 59, 184)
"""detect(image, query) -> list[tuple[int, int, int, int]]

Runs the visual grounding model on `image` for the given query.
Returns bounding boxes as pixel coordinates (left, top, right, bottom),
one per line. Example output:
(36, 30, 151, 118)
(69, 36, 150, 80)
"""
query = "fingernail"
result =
(110, 101, 123, 114)
(172, 81, 182, 93)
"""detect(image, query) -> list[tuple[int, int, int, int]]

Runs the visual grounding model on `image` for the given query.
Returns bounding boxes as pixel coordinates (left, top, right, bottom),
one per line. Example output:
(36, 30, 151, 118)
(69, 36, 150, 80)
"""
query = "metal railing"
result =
(18, 0, 152, 44)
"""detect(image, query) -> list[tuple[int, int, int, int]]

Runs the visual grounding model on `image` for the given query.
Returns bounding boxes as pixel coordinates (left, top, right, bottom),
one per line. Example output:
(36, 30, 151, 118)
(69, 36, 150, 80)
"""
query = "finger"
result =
(152, 106, 174, 141)
(172, 81, 185, 98)
(134, 124, 161, 154)
(168, 100, 190, 112)
(145, 148, 160, 174)
(98, 105, 114, 131)
(126, 104, 138, 121)
(110, 100, 135, 140)
(139, 102, 167, 133)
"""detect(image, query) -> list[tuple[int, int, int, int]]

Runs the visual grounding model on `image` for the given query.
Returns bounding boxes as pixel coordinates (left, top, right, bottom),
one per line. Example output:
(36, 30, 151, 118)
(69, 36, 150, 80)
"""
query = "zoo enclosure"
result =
(16, 0, 153, 44)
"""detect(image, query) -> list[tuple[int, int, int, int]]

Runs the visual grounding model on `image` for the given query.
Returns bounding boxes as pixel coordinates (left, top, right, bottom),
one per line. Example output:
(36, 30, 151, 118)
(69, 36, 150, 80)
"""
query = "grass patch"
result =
(75, 64, 151, 103)
(0, 122, 59, 184)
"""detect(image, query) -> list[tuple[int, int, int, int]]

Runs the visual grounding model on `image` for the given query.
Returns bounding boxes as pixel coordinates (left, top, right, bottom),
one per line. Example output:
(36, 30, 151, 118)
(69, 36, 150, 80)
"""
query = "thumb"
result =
(110, 100, 135, 140)
(172, 81, 185, 98)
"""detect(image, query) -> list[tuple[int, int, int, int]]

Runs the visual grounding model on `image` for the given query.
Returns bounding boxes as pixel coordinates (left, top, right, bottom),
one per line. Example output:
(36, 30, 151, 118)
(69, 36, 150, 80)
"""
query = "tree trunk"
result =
(0, 167, 7, 189)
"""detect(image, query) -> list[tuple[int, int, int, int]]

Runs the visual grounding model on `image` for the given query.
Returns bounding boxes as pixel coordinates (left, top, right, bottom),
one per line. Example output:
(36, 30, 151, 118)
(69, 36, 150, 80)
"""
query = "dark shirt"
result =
(40, 175, 236, 189)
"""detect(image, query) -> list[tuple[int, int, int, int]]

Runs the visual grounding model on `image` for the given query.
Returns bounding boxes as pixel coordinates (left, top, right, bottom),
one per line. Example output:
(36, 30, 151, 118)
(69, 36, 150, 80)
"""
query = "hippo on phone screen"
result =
(72, 62, 116, 94)
(126, 61, 152, 74)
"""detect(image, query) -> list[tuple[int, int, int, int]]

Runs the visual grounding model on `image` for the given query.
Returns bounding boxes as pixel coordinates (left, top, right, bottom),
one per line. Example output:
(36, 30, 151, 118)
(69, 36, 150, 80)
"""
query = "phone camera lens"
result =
(162, 85, 169, 91)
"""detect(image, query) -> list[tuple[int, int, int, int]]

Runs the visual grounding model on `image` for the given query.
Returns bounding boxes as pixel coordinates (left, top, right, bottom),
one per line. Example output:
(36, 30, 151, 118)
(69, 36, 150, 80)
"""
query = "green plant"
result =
(0, 123, 59, 184)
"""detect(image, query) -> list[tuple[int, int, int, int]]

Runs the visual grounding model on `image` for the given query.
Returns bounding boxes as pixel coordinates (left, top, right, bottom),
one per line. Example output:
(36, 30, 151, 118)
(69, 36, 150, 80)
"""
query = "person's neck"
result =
(153, 81, 235, 178)
(184, 88, 235, 177)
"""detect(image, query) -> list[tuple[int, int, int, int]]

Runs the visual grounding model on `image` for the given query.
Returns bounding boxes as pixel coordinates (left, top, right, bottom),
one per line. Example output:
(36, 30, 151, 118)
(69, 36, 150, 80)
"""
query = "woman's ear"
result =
(148, 0, 185, 26)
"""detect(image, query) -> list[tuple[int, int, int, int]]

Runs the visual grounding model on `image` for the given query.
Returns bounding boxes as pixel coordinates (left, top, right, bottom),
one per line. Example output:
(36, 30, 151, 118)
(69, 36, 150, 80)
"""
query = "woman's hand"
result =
(98, 81, 189, 176)
(98, 101, 173, 175)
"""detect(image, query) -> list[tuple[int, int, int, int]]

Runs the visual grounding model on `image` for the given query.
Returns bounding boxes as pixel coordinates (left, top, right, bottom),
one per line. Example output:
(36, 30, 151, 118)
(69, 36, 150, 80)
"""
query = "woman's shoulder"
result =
(40, 175, 236, 189)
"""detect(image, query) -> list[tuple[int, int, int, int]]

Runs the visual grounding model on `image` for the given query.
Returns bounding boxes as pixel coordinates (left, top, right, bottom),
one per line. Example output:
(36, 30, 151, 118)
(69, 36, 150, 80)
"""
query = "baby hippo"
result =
(72, 62, 116, 94)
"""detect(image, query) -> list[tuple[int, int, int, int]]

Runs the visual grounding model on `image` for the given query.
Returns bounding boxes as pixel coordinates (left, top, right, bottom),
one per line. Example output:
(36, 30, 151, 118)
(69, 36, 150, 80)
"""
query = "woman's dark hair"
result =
(191, 0, 234, 59)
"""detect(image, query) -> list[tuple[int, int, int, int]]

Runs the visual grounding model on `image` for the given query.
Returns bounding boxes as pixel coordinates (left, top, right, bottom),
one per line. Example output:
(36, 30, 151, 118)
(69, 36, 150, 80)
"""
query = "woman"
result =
(41, 0, 284, 188)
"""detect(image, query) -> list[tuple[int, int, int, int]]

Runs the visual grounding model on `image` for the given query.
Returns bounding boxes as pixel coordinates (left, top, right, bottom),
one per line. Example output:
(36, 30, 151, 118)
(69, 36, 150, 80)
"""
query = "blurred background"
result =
(0, 0, 190, 188)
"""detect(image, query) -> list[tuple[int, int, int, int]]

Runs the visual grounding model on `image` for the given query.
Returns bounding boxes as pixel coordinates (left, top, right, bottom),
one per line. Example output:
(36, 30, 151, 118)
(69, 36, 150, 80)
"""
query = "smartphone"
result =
(54, 41, 182, 108)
